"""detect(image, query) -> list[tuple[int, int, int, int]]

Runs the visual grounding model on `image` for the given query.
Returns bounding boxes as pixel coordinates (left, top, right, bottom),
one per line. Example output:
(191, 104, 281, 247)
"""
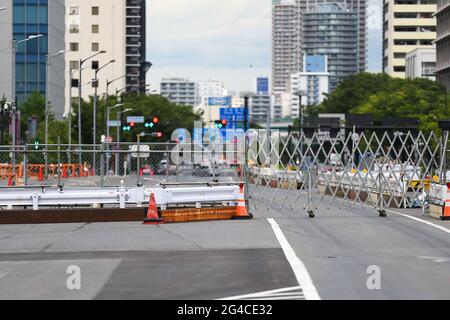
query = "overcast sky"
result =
(147, 0, 383, 93)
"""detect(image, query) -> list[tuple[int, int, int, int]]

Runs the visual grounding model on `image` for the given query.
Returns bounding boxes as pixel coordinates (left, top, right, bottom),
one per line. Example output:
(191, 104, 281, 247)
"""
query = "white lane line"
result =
(219, 286, 302, 300)
(267, 218, 321, 300)
(385, 209, 450, 235)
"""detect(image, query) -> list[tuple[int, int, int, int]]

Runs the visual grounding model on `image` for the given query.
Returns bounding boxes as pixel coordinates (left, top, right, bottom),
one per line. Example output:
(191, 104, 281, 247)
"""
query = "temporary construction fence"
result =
(0, 141, 245, 188)
(1, 129, 449, 220)
(247, 129, 449, 217)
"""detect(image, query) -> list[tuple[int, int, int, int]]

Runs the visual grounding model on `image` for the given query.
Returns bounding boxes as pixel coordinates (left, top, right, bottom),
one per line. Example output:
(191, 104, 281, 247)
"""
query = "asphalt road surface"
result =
(0, 190, 449, 300)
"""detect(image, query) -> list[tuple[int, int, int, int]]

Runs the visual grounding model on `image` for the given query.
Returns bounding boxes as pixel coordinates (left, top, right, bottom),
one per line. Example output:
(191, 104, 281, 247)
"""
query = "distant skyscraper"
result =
(299, 0, 368, 73)
(303, 3, 359, 91)
(383, 0, 437, 78)
(436, 0, 450, 90)
(0, 0, 66, 116)
(271, 0, 367, 94)
(257, 77, 270, 94)
(272, 0, 302, 93)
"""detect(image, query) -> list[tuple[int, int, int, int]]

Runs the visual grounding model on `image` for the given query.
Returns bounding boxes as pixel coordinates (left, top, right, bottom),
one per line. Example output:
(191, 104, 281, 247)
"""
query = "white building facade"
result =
(65, 0, 128, 114)
(383, 0, 437, 78)
(405, 47, 436, 80)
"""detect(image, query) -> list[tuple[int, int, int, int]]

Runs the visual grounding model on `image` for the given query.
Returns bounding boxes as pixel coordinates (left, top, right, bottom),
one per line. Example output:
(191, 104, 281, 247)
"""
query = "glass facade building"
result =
(13, 0, 49, 105)
(303, 3, 359, 91)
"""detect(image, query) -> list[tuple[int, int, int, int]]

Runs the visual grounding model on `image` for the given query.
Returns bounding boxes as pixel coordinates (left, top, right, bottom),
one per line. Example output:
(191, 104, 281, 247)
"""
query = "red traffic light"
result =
(156, 132, 163, 138)
(129, 122, 135, 128)
(152, 117, 159, 124)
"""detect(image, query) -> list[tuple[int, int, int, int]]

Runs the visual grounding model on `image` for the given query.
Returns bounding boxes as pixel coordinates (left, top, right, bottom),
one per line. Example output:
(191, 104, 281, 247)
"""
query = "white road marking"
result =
(219, 286, 302, 300)
(267, 218, 321, 300)
(416, 256, 450, 263)
(385, 209, 450, 235)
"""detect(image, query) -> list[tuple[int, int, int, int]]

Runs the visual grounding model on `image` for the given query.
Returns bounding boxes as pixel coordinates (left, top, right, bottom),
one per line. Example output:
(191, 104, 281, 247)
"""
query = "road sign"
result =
(208, 97, 231, 107)
(220, 108, 246, 129)
(127, 116, 144, 124)
(107, 120, 121, 127)
(130, 145, 150, 158)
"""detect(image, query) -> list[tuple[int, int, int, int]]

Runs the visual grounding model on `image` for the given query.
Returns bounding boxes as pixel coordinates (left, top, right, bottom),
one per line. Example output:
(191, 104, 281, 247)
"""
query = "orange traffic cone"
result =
(233, 183, 253, 220)
(143, 193, 163, 225)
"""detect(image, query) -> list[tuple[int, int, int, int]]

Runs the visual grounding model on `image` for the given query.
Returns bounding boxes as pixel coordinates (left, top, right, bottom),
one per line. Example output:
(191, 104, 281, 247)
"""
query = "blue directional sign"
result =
(208, 97, 231, 107)
(220, 108, 246, 129)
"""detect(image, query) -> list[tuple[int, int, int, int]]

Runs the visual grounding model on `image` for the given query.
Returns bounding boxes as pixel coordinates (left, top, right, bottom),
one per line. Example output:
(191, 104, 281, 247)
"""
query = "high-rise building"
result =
(160, 78, 197, 106)
(65, 0, 149, 113)
(435, 0, 450, 90)
(383, 0, 437, 78)
(303, 3, 359, 91)
(272, 0, 302, 93)
(405, 47, 436, 80)
(125, 0, 149, 94)
(0, 0, 66, 117)
(271, 0, 367, 94)
(299, 0, 368, 73)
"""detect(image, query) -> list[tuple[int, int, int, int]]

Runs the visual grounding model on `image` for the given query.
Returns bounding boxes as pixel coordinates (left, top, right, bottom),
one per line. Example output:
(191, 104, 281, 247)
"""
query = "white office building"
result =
(160, 78, 197, 106)
(290, 55, 330, 117)
(383, 0, 437, 78)
(65, 0, 148, 114)
(272, 0, 302, 93)
(405, 47, 436, 80)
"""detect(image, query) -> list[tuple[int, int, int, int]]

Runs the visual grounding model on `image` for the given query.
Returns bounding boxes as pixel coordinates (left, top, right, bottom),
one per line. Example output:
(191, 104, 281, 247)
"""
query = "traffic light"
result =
(145, 116, 159, 129)
(123, 125, 132, 132)
(34, 141, 40, 150)
(214, 119, 228, 129)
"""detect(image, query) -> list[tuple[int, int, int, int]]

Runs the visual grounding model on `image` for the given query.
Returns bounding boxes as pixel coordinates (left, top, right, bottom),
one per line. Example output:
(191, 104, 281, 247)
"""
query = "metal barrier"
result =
(0, 184, 242, 212)
(0, 142, 245, 188)
(247, 130, 449, 217)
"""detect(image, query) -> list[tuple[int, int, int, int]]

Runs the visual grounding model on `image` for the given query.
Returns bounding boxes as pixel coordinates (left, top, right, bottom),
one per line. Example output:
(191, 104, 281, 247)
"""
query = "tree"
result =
(317, 73, 450, 131)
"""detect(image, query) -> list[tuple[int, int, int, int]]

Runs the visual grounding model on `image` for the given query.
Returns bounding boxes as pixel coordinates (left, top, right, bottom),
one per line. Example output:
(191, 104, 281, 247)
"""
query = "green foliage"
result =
(316, 73, 450, 132)
(15, 92, 203, 145)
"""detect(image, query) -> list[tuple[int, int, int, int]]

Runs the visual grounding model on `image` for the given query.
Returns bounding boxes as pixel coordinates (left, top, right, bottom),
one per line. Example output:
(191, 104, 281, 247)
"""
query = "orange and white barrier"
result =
(429, 183, 450, 220)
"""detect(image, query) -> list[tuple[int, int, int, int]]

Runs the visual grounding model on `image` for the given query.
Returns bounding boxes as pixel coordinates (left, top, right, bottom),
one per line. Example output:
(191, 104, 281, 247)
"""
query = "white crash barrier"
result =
(0, 187, 145, 210)
(0, 185, 242, 211)
(145, 186, 241, 210)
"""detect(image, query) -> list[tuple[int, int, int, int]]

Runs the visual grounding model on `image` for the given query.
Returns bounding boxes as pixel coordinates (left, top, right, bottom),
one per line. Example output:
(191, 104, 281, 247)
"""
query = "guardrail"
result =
(0, 184, 242, 212)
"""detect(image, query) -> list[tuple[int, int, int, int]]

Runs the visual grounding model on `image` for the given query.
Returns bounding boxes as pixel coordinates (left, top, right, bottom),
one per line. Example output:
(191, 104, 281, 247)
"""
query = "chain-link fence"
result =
(0, 141, 245, 188)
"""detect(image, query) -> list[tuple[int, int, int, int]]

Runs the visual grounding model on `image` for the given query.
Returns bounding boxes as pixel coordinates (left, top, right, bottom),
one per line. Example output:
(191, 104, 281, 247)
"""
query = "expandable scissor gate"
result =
(247, 130, 449, 217)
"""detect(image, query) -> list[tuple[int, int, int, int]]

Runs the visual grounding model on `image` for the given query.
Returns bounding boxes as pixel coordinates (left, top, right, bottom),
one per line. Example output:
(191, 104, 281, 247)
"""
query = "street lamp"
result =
(44, 49, 66, 177)
(107, 103, 124, 140)
(105, 103, 123, 173)
(10, 34, 43, 182)
(77, 50, 106, 164)
(115, 108, 133, 176)
(105, 75, 126, 135)
(92, 59, 115, 173)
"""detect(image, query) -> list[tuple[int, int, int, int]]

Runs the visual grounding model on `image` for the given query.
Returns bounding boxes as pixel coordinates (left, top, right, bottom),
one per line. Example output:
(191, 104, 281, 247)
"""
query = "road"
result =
(0, 191, 449, 300)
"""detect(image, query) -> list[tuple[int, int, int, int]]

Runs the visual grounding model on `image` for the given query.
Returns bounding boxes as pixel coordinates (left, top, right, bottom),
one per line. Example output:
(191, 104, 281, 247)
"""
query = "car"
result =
(193, 165, 214, 177)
